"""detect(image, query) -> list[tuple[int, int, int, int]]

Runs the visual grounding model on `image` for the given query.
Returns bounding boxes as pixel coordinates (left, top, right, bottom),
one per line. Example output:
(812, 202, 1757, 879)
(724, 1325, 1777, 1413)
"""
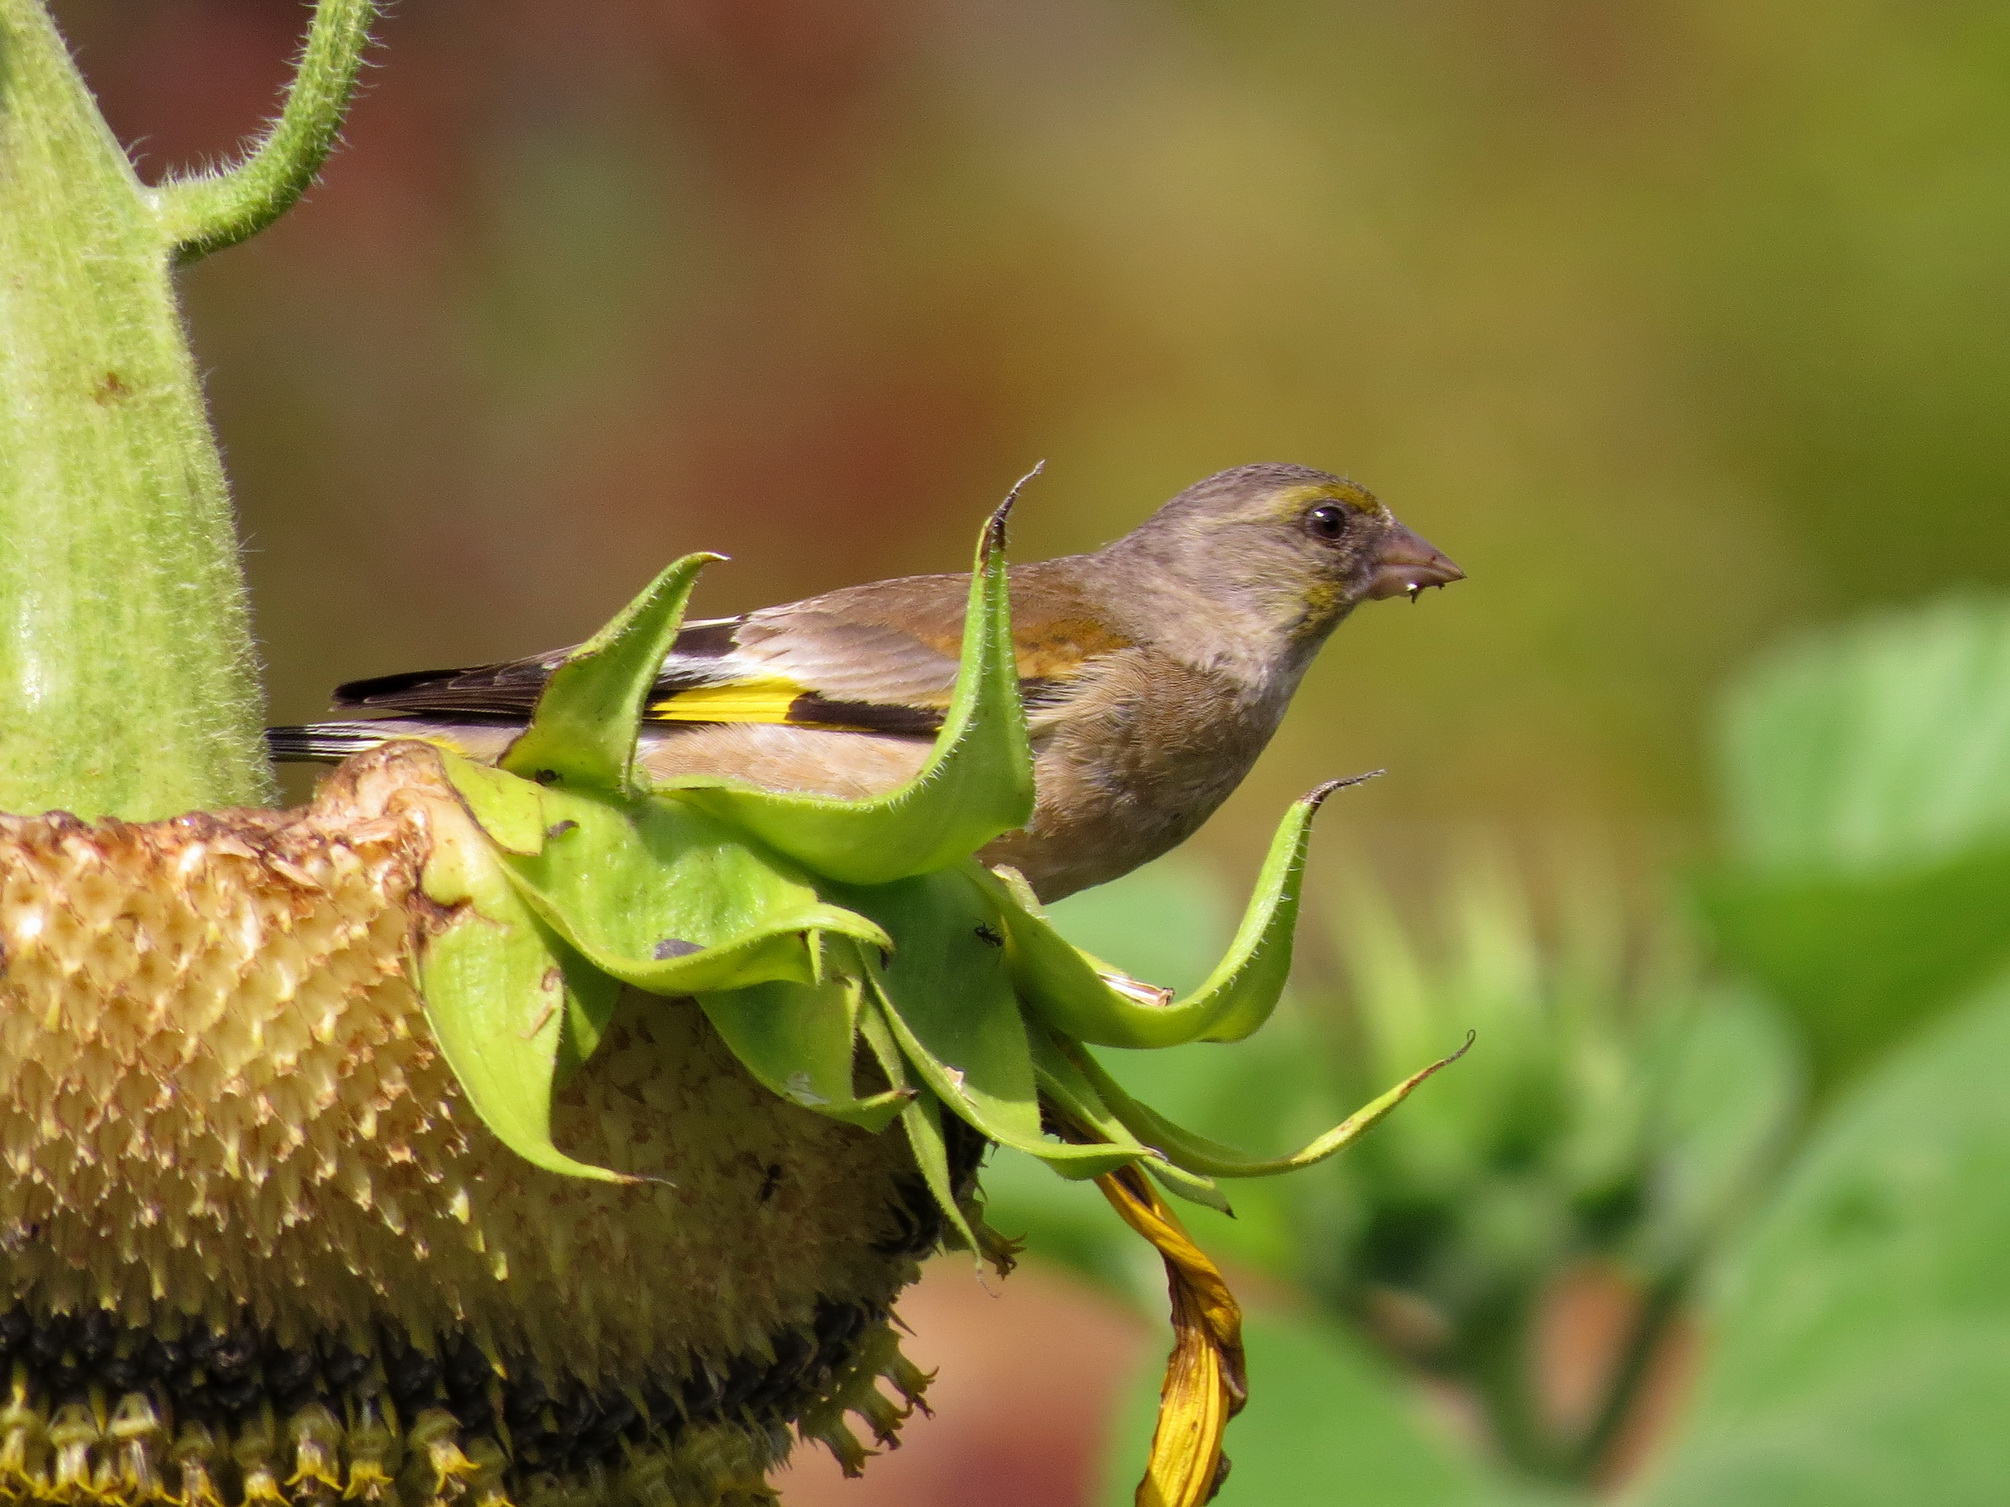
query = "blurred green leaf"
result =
(498, 551, 716, 794)
(1322, 859, 1678, 1271)
(1698, 852, 2010, 1093)
(1633, 973, 2010, 1507)
(1337, 866, 1588, 1202)
(1630, 984, 1802, 1275)
(1707, 596, 2010, 1088)
(1721, 598, 2010, 873)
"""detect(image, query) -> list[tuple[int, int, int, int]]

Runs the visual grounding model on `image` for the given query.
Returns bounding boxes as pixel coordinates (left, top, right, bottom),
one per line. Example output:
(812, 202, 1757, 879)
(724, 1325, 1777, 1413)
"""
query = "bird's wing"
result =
(333, 564, 1131, 736)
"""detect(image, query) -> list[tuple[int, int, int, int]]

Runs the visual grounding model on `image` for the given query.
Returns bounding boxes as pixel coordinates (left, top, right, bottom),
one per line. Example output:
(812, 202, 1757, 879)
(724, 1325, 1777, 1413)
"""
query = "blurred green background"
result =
(46, 1, 2010, 1502)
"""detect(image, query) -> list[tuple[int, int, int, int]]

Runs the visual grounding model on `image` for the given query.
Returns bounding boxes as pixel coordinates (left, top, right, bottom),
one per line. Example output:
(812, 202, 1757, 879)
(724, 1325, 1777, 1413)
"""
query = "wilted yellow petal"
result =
(1096, 1166, 1247, 1507)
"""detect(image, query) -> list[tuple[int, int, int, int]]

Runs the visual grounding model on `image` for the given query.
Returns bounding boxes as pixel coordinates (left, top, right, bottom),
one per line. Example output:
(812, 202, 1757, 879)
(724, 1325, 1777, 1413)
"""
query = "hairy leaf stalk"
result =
(0, 0, 373, 819)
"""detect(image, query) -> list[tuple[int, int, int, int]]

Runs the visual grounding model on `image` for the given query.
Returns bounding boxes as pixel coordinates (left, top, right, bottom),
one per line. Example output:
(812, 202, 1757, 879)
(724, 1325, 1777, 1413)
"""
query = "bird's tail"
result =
(266, 719, 517, 765)
(266, 720, 412, 764)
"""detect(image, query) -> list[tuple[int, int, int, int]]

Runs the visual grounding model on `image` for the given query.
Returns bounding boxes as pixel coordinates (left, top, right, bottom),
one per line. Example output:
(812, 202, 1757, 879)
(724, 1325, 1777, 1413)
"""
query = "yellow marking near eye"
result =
(1267, 480, 1384, 522)
(646, 679, 807, 724)
(1297, 578, 1347, 628)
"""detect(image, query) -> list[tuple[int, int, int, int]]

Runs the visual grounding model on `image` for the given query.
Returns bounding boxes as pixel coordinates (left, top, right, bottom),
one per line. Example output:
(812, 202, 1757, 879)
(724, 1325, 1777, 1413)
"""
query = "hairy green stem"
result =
(152, 0, 375, 261)
(0, 0, 373, 818)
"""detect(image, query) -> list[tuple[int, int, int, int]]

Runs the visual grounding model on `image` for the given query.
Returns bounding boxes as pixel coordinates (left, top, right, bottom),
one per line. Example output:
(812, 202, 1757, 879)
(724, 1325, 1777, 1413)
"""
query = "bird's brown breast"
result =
(987, 647, 1283, 899)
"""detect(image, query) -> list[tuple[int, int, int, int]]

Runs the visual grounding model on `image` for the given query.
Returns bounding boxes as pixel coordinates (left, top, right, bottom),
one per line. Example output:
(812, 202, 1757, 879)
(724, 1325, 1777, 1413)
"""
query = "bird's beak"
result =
(1366, 524, 1464, 601)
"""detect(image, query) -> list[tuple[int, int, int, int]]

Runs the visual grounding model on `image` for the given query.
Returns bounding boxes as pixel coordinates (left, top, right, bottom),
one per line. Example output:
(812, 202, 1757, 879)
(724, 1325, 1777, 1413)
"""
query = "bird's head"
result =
(1108, 463, 1463, 657)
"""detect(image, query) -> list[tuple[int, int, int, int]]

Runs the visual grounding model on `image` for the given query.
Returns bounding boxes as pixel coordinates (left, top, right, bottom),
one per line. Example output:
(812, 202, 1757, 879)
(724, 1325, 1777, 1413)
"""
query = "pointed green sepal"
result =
(844, 880, 1133, 1189)
(417, 805, 635, 1184)
(1027, 1027, 1231, 1212)
(998, 779, 1365, 1047)
(497, 783, 889, 993)
(878, 991, 1139, 1179)
(667, 479, 1038, 884)
(858, 993, 984, 1255)
(439, 753, 550, 856)
(500, 551, 721, 794)
(701, 947, 914, 1131)
(852, 867, 1139, 1178)
(582, 916, 858, 996)
(1061, 1031, 1471, 1178)
(553, 946, 623, 1090)
(897, 1092, 983, 1255)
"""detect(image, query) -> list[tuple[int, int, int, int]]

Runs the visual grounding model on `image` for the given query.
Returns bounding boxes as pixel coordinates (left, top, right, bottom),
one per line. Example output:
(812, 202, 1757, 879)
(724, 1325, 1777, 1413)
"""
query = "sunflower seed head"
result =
(0, 744, 943, 1503)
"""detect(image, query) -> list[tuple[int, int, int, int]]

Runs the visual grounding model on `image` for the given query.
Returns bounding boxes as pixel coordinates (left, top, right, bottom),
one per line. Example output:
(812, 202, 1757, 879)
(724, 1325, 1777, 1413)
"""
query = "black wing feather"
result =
(333, 617, 746, 716)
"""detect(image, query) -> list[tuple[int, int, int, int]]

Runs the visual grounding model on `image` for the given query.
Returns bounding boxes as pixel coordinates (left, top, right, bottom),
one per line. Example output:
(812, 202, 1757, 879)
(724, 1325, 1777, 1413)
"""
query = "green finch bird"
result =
(267, 463, 1461, 899)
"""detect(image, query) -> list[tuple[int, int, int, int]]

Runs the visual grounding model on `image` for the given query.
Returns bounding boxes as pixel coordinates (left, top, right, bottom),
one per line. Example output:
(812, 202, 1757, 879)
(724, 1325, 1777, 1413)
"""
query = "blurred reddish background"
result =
(772, 1258, 1148, 1505)
(67, 0, 2010, 869)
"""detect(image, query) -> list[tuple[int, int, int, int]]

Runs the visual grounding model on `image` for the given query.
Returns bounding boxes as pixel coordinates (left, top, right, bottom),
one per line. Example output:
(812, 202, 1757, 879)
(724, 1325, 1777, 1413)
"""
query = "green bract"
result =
(416, 488, 1458, 1229)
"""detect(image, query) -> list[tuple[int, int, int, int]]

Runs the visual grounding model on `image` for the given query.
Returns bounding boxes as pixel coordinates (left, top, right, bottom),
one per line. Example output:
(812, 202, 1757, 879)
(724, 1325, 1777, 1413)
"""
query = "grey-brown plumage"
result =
(268, 464, 1461, 899)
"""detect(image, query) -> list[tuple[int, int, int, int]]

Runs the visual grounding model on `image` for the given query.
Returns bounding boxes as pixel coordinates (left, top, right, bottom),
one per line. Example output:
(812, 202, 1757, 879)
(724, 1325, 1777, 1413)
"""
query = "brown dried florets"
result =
(0, 745, 942, 1506)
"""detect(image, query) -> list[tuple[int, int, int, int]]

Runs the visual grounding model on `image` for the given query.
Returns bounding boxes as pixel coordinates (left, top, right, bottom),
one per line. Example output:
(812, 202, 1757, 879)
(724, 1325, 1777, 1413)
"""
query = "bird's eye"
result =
(1304, 503, 1350, 542)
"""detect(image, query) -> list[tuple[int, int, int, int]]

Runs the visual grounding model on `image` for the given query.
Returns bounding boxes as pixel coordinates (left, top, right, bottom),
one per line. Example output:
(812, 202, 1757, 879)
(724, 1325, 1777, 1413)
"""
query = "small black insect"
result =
(973, 923, 1004, 948)
(758, 1163, 784, 1203)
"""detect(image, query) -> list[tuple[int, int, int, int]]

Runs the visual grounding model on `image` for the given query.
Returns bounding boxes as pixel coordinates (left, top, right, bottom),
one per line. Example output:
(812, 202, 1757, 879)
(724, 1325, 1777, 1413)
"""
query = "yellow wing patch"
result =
(641, 615, 1126, 728)
(647, 678, 808, 724)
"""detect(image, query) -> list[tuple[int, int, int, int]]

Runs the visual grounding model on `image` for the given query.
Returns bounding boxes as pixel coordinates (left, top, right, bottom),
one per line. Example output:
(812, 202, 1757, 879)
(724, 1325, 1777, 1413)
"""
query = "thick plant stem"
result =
(1462, 1290, 1572, 1483)
(152, 0, 375, 261)
(0, 0, 371, 818)
(1568, 1269, 1688, 1481)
